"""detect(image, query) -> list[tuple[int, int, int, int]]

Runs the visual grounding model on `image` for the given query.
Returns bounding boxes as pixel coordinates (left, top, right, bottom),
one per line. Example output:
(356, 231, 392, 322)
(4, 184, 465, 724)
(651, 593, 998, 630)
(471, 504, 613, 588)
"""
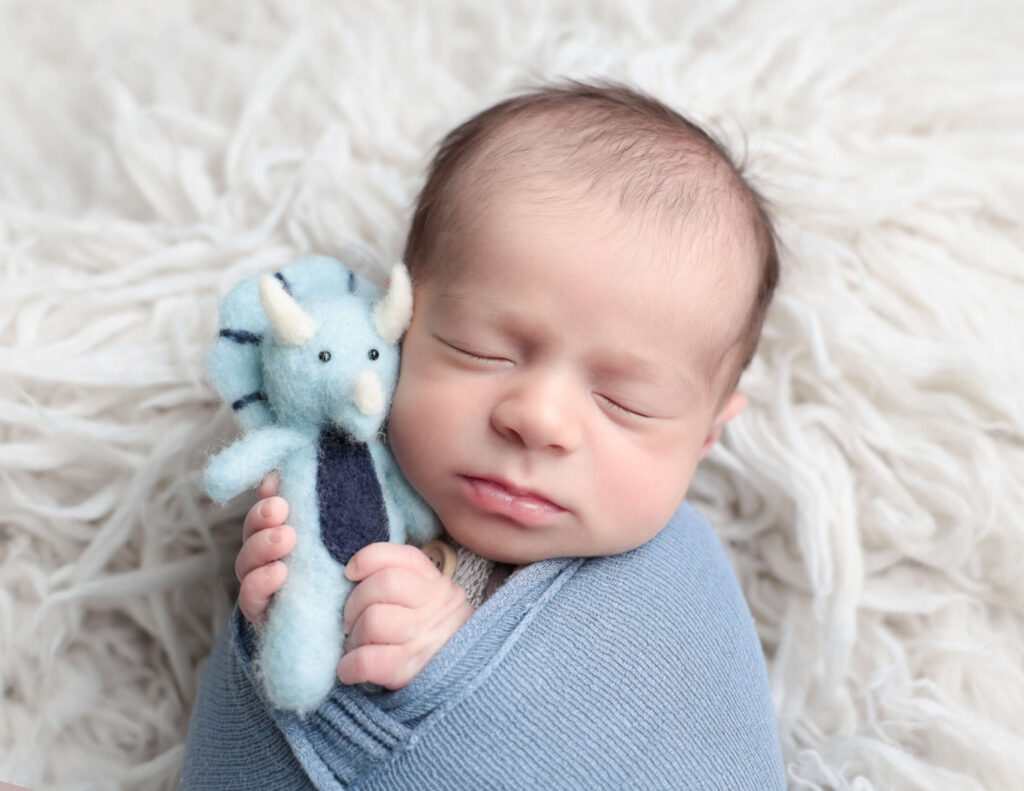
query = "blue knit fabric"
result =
(180, 501, 785, 789)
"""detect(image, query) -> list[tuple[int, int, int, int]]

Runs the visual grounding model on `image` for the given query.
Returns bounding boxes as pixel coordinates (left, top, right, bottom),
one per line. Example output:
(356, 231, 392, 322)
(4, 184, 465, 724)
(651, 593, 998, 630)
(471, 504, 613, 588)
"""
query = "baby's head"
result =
(387, 81, 778, 564)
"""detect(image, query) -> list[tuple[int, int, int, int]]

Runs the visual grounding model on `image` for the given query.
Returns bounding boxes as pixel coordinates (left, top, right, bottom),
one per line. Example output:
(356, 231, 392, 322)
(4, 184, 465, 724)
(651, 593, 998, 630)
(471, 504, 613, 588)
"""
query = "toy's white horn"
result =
(260, 275, 316, 346)
(372, 263, 413, 345)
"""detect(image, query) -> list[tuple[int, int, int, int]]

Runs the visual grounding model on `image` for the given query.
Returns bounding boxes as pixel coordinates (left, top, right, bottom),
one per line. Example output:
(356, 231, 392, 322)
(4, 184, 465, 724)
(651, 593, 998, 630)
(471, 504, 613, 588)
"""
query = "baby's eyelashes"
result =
(434, 334, 513, 366)
(595, 393, 654, 420)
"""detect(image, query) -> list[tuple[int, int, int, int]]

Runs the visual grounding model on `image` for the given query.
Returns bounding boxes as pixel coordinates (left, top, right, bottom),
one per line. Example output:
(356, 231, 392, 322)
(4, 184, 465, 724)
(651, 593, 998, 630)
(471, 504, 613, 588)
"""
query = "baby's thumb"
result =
(258, 471, 281, 499)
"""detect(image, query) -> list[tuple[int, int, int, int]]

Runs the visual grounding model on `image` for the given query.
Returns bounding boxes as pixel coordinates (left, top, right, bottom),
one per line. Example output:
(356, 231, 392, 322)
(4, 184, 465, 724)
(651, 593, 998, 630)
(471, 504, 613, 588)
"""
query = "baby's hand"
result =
(339, 543, 475, 690)
(235, 472, 296, 626)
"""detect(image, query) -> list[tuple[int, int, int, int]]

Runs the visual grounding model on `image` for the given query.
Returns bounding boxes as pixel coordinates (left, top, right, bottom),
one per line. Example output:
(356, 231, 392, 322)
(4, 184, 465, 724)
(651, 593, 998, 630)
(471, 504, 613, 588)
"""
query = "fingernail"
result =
(268, 527, 282, 544)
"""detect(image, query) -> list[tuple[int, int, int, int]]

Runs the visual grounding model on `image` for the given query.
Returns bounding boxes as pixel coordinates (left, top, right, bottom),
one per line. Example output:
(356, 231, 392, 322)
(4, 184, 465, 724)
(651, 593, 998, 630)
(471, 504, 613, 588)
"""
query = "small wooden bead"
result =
(420, 540, 457, 578)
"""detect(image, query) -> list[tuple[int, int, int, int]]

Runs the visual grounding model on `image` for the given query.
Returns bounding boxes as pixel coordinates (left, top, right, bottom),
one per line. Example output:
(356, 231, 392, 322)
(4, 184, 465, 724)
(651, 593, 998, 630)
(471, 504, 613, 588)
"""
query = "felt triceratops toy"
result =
(204, 254, 437, 714)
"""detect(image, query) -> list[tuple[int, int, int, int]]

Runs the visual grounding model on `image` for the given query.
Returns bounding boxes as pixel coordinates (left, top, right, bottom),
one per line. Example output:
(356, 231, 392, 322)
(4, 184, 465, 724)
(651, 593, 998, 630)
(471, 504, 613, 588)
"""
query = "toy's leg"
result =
(259, 553, 351, 714)
(258, 453, 349, 715)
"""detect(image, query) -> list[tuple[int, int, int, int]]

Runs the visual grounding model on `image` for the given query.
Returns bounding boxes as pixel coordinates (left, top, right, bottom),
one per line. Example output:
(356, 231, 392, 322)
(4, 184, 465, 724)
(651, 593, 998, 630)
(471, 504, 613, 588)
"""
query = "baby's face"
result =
(387, 184, 752, 564)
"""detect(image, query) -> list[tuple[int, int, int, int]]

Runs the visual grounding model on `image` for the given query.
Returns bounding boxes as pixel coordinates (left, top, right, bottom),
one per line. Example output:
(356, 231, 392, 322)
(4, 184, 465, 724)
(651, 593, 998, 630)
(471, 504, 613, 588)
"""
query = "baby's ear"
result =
(699, 392, 747, 459)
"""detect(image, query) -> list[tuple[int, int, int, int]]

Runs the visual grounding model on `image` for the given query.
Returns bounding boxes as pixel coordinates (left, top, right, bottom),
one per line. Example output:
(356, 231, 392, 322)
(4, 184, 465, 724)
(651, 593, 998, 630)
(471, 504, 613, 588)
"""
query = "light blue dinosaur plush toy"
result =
(204, 254, 438, 715)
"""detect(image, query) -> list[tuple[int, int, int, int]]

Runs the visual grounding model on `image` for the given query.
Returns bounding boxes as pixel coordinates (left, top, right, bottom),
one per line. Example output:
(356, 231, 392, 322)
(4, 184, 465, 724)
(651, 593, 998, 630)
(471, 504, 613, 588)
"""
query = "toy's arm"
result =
(205, 426, 308, 503)
(396, 484, 442, 544)
(370, 443, 441, 544)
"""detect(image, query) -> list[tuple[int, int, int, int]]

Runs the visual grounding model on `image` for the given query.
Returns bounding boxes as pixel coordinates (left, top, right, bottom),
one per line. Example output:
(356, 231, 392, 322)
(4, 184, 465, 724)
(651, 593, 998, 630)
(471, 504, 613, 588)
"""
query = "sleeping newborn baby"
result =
(182, 79, 785, 790)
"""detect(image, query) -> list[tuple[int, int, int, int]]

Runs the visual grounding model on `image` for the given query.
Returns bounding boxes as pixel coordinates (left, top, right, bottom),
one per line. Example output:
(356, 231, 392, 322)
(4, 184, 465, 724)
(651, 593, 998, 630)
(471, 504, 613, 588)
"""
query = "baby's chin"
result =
(442, 527, 558, 566)
(448, 529, 617, 566)
(453, 539, 544, 566)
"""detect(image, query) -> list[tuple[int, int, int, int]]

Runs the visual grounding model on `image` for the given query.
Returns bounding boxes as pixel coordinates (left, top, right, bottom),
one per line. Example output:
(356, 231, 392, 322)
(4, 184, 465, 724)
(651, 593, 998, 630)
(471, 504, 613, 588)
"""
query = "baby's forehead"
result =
(454, 161, 759, 299)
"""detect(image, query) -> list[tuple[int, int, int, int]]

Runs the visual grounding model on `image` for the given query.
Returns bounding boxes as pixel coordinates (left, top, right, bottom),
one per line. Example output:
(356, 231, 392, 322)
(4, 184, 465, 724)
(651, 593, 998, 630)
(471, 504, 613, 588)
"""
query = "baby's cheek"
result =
(388, 375, 457, 482)
(386, 386, 426, 481)
(595, 447, 692, 548)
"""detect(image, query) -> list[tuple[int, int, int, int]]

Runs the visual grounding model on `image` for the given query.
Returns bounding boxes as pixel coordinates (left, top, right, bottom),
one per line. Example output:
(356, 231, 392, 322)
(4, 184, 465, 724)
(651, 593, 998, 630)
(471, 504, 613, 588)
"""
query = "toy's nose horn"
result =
(354, 370, 384, 416)
(260, 275, 316, 346)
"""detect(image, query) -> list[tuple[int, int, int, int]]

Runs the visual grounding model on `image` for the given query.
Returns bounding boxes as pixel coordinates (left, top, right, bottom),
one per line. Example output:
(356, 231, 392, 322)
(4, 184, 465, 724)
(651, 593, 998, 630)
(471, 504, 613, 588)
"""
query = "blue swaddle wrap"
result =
(181, 502, 785, 789)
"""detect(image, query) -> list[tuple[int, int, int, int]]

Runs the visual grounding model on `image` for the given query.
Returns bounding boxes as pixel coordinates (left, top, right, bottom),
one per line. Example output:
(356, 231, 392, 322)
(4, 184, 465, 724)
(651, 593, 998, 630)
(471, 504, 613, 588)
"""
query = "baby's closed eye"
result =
(434, 334, 514, 366)
(595, 393, 654, 419)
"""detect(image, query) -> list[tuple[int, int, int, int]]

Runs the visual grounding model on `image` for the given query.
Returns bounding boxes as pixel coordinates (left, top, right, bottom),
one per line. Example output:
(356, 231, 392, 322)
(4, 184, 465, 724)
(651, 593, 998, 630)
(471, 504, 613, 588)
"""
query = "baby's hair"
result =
(404, 79, 779, 398)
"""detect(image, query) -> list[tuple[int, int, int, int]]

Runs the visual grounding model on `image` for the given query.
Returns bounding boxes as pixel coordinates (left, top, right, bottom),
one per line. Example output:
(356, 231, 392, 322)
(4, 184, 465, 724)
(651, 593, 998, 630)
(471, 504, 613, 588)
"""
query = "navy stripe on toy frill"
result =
(231, 391, 267, 411)
(219, 329, 262, 345)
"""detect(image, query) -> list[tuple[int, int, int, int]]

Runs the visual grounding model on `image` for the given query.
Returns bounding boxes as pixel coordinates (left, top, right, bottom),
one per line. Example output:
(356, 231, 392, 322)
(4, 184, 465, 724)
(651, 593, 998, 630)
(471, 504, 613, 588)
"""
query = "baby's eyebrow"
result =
(592, 352, 699, 400)
(435, 293, 538, 337)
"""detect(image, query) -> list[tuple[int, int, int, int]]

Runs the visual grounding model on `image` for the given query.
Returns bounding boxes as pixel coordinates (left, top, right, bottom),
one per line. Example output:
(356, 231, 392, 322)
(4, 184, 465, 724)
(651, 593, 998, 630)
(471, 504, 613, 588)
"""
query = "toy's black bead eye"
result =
(368, 348, 379, 361)
(319, 350, 331, 363)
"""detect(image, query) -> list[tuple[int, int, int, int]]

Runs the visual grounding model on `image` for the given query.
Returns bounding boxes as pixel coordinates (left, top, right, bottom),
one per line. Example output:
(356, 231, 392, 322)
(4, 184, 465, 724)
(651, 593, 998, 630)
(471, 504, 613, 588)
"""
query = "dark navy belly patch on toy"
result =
(316, 428, 388, 565)
(203, 254, 438, 715)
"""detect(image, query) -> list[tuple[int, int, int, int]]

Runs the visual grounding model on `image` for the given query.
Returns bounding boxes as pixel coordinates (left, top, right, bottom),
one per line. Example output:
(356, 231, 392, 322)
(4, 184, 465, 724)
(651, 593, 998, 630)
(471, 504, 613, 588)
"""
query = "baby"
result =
(182, 80, 784, 789)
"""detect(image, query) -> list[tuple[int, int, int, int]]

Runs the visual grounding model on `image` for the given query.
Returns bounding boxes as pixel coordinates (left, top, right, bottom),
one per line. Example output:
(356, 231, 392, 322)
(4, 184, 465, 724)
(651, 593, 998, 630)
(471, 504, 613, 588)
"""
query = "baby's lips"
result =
(459, 475, 568, 527)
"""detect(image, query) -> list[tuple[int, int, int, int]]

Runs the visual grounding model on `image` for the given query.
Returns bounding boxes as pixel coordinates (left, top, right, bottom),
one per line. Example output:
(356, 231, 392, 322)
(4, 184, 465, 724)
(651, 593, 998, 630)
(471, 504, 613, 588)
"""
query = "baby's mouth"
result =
(458, 475, 567, 526)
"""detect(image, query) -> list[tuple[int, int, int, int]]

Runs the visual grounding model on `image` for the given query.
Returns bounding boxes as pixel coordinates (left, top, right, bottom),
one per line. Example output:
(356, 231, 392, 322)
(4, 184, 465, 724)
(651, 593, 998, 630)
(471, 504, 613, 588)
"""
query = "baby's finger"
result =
(337, 643, 415, 690)
(238, 561, 287, 626)
(345, 603, 416, 649)
(235, 524, 296, 582)
(342, 567, 429, 632)
(345, 541, 439, 583)
(257, 471, 280, 500)
(242, 496, 290, 543)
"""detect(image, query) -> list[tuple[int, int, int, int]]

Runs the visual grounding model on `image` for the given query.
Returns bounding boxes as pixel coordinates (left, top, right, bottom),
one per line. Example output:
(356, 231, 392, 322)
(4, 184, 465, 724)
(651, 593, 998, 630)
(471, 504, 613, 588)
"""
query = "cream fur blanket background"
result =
(2, 1, 1022, 788)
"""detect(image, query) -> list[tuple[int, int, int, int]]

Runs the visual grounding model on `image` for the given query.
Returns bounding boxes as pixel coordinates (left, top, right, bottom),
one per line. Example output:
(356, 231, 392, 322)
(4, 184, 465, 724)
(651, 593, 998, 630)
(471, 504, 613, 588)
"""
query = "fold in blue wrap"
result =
(181, 501, 785, 790)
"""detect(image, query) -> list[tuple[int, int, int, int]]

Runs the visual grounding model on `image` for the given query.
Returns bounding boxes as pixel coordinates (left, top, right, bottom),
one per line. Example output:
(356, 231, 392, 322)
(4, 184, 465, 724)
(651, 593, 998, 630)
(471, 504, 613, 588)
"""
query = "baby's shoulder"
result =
(516, 500, 778, 741)
(565, 502, 753, 630)
(581, 504, 741, 598)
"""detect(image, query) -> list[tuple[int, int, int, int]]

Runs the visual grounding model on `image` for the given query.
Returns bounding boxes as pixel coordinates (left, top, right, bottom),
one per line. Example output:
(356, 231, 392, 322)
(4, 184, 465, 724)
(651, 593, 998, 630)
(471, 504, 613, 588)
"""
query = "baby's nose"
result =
(490, 376, 583, 453)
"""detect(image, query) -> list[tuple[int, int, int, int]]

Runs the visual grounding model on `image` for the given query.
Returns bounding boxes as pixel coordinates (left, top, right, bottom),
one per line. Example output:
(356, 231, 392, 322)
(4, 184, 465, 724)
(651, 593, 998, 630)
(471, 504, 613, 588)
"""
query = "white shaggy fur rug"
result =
(2, 1, 1022, 788)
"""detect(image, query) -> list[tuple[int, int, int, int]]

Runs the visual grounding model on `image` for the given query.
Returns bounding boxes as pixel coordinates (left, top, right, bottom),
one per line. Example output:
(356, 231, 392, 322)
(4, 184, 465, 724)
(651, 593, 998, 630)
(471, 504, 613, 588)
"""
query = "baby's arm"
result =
(235, 474, 474, 689)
